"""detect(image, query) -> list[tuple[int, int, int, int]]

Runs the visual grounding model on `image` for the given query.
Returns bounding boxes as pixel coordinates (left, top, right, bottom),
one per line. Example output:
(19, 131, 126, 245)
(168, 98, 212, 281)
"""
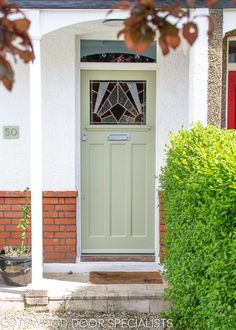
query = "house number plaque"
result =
(3, 126, 19, 139)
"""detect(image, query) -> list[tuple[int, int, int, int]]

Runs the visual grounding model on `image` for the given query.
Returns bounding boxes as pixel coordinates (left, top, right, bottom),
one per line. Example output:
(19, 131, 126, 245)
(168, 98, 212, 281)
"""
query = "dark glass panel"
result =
(101, 110, 112, 118)
(135, 114, 144, 123)
(92, 113, 102, 123)
(107, 83, 116, 92)
(92, 82, 99, 93)
(229, 41, 236, 63)
(124, 110, 135, 118)
(110, 104, 126, 121)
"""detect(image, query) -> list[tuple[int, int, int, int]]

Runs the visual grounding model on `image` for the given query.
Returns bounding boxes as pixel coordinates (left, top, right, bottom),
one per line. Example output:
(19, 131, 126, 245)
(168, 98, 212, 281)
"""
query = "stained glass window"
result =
(82, 53, 154, 63)
(81, 40, 156, 63)
(90, 81, 146, 125)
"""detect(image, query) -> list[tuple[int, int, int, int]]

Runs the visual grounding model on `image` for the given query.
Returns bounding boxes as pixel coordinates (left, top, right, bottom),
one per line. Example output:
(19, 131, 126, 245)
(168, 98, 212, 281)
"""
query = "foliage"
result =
(113, 0, 219, 54)
(3, 245, 31, 257)
(4, 187, 31, 257)
(0, 0, 34, 90)
(160, 123, 236, 329)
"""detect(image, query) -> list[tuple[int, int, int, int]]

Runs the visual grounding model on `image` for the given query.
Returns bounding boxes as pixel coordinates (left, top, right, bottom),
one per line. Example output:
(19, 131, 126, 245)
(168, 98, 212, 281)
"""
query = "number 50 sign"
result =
(3, 126, 19, 139)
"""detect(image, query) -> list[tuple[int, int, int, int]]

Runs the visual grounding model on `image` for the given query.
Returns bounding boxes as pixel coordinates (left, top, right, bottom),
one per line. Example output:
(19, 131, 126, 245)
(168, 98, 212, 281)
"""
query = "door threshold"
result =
(44, 261, 163, 273)
(80, 254, 155, 262)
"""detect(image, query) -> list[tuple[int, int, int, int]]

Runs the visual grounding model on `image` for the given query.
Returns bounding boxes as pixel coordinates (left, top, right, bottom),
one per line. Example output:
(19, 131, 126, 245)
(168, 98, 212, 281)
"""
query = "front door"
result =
(81, 70, 156, 253)
(228, 71, 236, 129)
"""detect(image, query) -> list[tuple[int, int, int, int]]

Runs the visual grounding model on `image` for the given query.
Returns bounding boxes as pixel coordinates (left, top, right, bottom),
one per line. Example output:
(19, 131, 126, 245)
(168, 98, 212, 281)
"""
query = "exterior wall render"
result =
(0, 28, 77, 191)
(188, 9, 209, 126)
(0, 25, 190, 188)
(208, 9, 224, 127)
(0, 62, 30, 190)
(156, 43, 189, 177)
(0, 191, 77, 263)
(42, 28, 76, 191)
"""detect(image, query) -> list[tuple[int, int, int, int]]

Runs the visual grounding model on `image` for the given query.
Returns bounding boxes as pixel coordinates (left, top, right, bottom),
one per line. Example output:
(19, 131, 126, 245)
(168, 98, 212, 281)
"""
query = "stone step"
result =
(0, 273, 170, 313)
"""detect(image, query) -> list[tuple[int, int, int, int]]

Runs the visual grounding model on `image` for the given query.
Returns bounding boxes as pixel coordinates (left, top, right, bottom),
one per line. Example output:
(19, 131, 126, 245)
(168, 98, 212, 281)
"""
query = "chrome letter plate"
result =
(107, 133, 130, 141)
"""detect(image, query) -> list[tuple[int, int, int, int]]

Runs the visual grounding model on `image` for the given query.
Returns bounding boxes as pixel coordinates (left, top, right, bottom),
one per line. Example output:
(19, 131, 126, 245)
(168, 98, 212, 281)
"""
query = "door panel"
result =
(110, 143, 126, 237)
(131, 143, 148, 237)
(89, 143, 105, 237)
(81, 70, 156, 253)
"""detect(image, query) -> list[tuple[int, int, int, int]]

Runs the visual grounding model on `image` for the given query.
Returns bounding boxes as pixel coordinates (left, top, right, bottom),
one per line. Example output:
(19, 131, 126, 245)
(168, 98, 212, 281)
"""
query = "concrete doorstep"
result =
(0, 273, 170, 314)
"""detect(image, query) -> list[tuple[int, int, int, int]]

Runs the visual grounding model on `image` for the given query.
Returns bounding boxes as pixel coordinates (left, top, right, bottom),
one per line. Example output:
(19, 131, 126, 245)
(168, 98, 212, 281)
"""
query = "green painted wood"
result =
(81, 70, 156, 253)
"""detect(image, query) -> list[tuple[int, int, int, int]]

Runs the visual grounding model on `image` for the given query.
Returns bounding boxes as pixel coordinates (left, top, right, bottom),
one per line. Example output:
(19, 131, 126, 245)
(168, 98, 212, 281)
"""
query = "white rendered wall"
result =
(188, 9, 208, 125)
(0, 28, 76, 191)
(156, 9, 209, 178)
(0, 62, 30, 190)
(156, 43, 189, 178)
(0, 14, 196, 190)
(223, 10, 236, 34)
(41, 28, 76, 190)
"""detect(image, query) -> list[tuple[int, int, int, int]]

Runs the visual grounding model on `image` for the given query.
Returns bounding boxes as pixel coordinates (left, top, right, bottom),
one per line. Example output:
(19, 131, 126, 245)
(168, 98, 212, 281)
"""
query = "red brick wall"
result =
(0, 191, 77, 263)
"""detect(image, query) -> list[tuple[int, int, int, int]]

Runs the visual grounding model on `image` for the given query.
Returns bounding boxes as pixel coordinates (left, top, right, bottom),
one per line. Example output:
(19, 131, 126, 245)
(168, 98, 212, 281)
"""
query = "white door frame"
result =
(75, 36, 160, 262)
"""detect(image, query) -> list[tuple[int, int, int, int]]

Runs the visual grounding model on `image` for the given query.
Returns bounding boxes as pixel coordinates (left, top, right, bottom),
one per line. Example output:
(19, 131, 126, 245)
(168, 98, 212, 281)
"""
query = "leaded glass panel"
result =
(90, 81, 146, 125)
(81, 40, 156, 63)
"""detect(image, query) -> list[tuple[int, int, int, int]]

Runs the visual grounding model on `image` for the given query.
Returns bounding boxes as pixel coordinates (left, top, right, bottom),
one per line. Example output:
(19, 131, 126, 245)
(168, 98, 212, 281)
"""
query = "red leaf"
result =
(0, 1, 34, 91)
(0, 56, 14, 91)
(0, 56, 14, 80)
(208, 15, 214, 38)
(0, 0, 7, 7)
(2, 76, 13, 91)
(183, 23, 198, 45)
(19, 50, 34, 63)
(186, 0, 196, 7)
(117, 28, 125, 39)
(134, 39, 153, 53)
(165, 34, 180, 49)
(159, 36, 169, 56)
(160, 4, 185, 18)
(138, 0, 155, 8)
(124, 30, 135, 50)
(115, 0, 131, 10)
(108, 0, 131, 14)
(14, 19, 30, 32)
(205, 0, 218, 7)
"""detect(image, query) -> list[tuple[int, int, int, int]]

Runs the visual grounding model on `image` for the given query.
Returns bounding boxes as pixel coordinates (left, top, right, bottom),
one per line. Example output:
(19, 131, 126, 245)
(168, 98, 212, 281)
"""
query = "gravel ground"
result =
(0, 311, 173, 330)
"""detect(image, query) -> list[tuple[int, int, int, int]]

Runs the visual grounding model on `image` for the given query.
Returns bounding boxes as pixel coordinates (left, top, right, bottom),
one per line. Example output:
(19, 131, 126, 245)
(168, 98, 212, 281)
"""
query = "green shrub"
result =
(160, 123, 236, 329)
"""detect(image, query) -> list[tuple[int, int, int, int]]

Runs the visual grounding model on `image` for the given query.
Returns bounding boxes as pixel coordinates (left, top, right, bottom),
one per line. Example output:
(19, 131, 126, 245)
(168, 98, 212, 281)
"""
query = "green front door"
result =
(81, 70, 156, 253)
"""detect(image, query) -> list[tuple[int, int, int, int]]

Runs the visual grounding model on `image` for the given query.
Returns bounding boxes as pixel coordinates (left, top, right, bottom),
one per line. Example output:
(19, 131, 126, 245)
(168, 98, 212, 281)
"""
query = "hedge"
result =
(160, 123, 236, 329)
